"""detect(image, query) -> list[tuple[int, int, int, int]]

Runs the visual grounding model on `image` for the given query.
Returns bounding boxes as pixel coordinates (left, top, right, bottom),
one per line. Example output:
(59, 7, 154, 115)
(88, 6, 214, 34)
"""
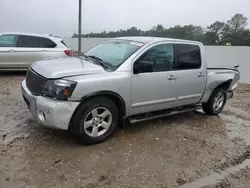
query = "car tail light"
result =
(64, 50, 71, 56)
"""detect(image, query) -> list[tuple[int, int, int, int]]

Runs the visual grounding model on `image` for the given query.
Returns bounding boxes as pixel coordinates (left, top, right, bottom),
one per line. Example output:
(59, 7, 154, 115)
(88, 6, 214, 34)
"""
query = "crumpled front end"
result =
(22, 79, 80, 130)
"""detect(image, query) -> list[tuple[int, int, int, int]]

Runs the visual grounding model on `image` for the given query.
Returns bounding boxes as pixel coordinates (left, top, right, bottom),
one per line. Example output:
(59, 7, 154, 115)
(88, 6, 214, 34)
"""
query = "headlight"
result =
(42, 79, 77, 100)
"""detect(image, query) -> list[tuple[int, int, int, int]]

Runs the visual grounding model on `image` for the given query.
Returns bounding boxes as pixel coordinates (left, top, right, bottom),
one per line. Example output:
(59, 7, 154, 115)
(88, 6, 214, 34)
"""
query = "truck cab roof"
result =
(114, 36, 203, 46)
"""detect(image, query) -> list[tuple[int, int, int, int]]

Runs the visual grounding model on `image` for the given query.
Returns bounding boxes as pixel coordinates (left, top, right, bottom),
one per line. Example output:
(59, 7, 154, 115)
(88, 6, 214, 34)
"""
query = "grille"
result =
(26, 69, 47, 96)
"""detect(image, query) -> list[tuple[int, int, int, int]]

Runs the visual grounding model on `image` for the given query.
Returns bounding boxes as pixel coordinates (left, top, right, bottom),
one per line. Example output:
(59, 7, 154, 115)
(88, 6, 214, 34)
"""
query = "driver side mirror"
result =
(133, 61, 154, 74)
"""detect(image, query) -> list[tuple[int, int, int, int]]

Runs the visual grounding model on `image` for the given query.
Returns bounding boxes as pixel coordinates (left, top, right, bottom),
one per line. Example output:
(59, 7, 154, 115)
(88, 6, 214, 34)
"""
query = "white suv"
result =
(0, 32, 71, 70)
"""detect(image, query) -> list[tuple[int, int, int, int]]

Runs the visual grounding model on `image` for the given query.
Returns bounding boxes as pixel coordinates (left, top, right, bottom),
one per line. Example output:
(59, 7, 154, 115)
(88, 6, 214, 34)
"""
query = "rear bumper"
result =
(22, 79, 80, 130)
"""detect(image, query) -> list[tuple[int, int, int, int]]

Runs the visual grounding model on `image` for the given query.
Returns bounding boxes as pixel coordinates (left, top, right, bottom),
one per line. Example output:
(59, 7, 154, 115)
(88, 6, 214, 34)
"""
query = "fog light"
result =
(37, 110, 46, 121)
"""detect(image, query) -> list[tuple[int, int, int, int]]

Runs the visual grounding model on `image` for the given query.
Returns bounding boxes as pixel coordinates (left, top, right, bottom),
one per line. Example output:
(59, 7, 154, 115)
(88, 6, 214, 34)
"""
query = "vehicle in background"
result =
(21, 37, 240, 145)
(0, 32, 71, 70)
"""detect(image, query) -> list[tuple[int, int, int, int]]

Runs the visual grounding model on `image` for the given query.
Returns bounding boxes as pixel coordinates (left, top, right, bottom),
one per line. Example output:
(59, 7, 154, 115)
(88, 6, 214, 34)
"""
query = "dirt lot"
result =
(201, 166, 250, 188)
(1, 73, 250, 188)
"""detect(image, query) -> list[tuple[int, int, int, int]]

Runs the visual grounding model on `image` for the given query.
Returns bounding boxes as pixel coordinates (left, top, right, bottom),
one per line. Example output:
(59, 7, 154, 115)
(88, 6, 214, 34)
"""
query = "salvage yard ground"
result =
(1, 73, 250, 188)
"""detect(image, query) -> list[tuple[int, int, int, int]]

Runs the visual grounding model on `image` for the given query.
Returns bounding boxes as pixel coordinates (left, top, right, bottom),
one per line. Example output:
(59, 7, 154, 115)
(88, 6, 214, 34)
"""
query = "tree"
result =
(77, 13, 249, 46)
(152, 24, 165, 33)
(126, 27, 141, 36)
(72, 33, 78, 38)
(221, 14, 249, 45)
(148, 24, 166, 37)
(203, 32, 218, 45)
(227, 13, 247, 33)
(165, 25, 204, 41)
(206, 21, 226, 44)
(208, 21, 225, 34)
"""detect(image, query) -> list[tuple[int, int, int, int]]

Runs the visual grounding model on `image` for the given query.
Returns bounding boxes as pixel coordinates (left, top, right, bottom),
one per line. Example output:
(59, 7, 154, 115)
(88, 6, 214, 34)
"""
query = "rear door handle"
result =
(168, 75, 177, 81)
(8, 49, 15, 52)
(198, 72, 205, 78)
(41, 49, 47, 52)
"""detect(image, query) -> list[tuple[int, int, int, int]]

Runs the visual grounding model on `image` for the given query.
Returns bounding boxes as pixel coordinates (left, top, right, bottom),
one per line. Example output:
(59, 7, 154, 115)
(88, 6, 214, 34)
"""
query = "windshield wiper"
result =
(85, 55, 109, 69)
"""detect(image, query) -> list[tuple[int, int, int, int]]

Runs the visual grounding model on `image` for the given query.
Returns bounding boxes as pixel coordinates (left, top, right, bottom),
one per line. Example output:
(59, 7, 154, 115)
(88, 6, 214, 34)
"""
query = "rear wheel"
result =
(202, 88, 227, 115)
(71, 97, 119, 145)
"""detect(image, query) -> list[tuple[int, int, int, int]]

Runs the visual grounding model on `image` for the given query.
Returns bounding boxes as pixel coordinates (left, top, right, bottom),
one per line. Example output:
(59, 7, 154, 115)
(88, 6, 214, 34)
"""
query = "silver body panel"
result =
(22, 37, 240, 130)
(201, 68, 240, 103)
(0, 47, 18, 69)
(32, 57, 105, 78)
(0, 32, 69, 70)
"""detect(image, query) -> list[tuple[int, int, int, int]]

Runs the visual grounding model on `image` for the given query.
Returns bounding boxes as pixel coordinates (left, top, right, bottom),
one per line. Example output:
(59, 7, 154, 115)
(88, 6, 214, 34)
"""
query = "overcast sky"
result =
(1, 0, 250, 37)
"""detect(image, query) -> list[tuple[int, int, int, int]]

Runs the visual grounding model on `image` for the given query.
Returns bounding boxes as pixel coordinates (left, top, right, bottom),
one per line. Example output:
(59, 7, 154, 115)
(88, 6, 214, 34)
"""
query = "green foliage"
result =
(72, 13, 250, 46)
(220, 14, 250, 45)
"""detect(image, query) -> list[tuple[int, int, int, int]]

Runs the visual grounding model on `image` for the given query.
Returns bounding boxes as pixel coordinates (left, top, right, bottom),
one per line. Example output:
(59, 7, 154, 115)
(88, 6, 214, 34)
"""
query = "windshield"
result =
(85, 40, 143, 71)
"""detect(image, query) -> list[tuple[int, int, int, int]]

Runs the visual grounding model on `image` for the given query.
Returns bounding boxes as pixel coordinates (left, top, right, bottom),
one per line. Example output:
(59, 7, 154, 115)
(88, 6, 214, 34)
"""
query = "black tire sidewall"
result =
(71, 97, 119, 145)
(208, 88, 227, 115)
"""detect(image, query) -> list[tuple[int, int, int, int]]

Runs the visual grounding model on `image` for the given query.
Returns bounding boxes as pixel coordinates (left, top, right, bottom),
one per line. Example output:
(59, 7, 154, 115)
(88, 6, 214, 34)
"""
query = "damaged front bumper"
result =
(21, 80, 80, 130)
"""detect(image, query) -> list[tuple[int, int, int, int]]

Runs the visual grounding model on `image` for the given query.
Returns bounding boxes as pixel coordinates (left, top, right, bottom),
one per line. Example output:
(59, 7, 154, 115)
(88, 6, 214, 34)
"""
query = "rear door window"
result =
(18, 36, 40, 48)
(40, 38, 57, 48)
(176, 44, 201, 70)
(0, 35, 18, 47)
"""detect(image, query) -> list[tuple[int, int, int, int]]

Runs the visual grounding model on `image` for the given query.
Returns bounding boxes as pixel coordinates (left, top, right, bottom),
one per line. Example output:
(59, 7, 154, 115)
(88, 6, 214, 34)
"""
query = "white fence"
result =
(64, 38, 250, 84)
(64, 38, 109, 52)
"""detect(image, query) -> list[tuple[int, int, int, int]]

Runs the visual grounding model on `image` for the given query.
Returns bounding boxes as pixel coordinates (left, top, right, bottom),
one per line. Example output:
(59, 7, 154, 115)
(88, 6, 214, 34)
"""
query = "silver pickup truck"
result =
(22, 37, 240, 145)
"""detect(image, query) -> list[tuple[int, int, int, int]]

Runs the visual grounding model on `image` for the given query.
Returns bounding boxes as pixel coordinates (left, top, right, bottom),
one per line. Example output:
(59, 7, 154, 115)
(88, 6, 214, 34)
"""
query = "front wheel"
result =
(202, 88, 227, 115)
(71, 97, 119, 145)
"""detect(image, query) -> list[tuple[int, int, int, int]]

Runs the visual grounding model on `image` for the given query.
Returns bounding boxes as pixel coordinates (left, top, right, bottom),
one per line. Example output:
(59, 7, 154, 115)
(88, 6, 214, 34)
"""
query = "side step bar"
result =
(128, 105, 201, 124)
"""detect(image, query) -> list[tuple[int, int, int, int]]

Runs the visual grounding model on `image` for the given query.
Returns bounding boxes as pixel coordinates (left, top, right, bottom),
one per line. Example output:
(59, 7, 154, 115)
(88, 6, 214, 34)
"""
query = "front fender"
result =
(66, 72, 131, 116)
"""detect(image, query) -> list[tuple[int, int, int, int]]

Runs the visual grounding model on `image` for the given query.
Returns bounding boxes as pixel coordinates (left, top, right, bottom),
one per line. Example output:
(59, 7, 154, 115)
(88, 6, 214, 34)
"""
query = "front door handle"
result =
(168, 75, 177, 81)
(8, 49, 15, 52)
(198, 72, 205, 78)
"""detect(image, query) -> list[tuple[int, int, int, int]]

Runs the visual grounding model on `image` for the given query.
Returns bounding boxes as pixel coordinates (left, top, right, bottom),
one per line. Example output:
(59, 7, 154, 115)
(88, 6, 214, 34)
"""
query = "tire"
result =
(71, 97, 119, 145)
(202, 87, 227, 115)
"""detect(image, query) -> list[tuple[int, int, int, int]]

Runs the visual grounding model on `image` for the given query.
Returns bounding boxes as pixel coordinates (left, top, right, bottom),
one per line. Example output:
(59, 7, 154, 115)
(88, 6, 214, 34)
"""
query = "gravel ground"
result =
(222, 167, 250, 188)
(202, 167, 250, 188)
(1, 73, 250, 188)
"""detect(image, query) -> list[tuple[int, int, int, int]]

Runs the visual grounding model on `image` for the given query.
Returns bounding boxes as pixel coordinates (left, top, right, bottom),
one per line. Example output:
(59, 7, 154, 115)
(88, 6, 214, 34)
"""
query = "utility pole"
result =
(78, 0, 82, 56)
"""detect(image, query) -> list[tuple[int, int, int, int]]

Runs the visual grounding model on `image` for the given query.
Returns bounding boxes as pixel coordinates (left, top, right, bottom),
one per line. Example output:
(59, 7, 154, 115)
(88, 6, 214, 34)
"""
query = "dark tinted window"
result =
(40, 38, 56, 48)
(135, 44, 174, 73)
(0, 35, 18, 47)
(176, 44, 201, 70)
(18, 36, 40, 48)
(18, 36, 56, 48)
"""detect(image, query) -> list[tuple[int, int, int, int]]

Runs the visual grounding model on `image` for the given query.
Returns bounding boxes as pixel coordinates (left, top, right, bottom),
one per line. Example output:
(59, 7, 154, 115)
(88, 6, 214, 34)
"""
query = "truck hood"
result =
(31, 57, 105, 78)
